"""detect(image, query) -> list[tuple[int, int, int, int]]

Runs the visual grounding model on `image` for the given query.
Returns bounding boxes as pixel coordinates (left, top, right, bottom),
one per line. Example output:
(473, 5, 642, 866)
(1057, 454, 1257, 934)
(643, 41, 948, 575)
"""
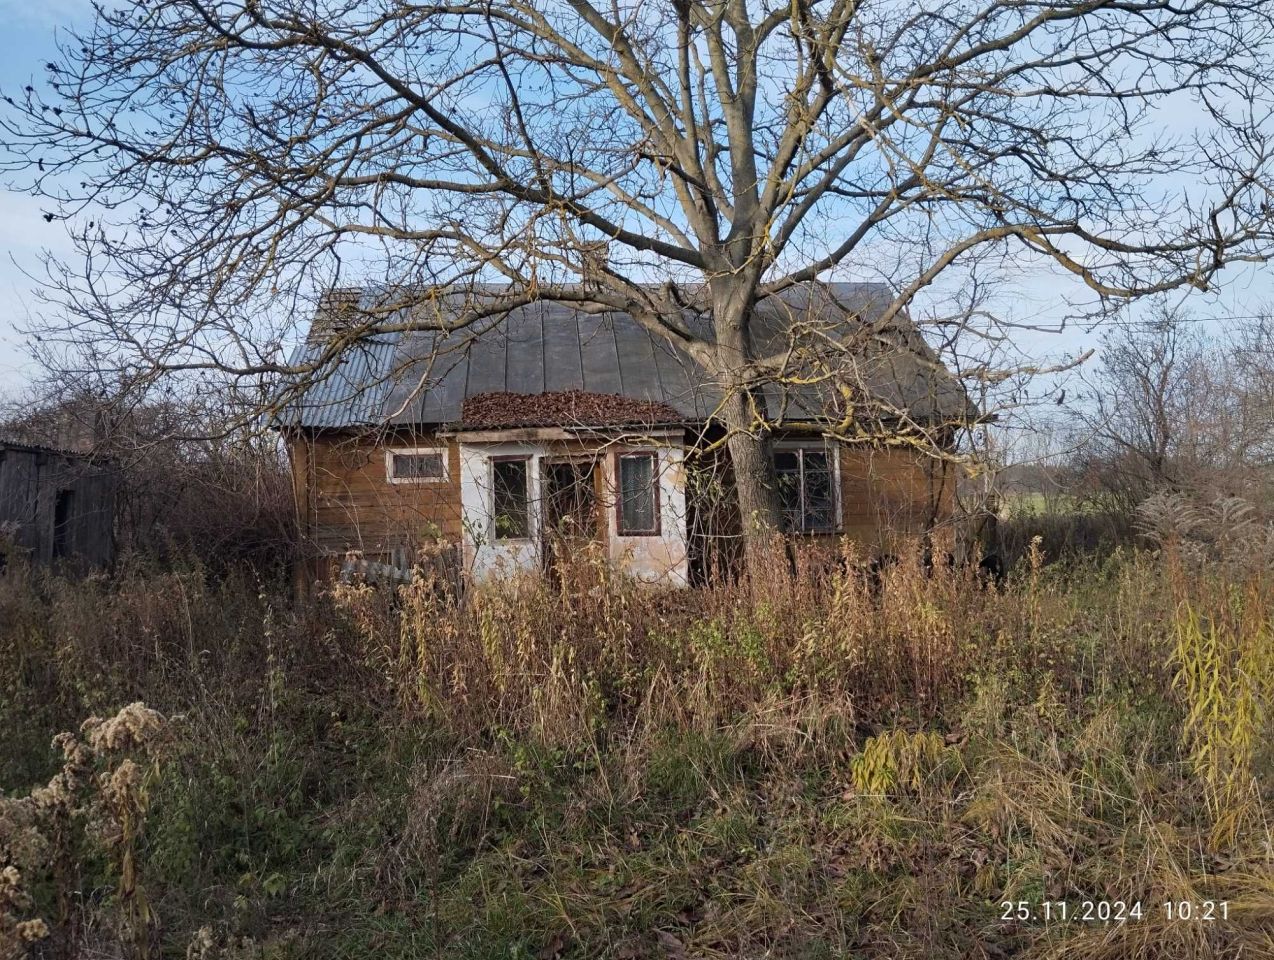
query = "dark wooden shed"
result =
(0, 438, 115, 571)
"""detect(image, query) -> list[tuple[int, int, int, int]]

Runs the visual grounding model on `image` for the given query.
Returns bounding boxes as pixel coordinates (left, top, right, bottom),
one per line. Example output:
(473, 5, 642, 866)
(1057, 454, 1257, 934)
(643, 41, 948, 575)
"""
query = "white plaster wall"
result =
(604, 445, 690, 587)
(458, 441, 544, 583)
(459, 439, 690, 587)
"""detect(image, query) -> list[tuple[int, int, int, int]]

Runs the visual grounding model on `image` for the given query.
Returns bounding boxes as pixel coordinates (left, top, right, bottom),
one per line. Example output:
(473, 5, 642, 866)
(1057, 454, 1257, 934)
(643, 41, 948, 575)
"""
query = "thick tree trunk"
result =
(709, 282, 784, 576)
(720, 388, 782, 562)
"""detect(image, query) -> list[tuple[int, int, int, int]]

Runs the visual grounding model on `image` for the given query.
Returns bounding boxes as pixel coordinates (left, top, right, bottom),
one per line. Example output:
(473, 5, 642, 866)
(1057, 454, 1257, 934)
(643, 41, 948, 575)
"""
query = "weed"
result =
(0, 542, 1270, 958)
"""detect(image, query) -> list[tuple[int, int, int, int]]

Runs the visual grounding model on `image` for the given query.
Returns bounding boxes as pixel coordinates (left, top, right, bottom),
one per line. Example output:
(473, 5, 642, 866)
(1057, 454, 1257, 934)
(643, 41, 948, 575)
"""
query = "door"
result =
(540, 458, 599, 570)
(52, 488, 76, 560)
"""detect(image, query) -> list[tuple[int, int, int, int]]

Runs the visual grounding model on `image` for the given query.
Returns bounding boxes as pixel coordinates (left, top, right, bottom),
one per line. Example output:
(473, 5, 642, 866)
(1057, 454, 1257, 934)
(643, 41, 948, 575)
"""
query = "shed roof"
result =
(277, 282, 973, 431)
(0, 435, 98, 461)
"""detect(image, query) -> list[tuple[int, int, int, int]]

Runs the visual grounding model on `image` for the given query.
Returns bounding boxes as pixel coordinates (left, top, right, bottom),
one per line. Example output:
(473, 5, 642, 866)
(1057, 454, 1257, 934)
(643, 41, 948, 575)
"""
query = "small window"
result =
(774, 446, 837, 534)
(616, 453, 659, 535)
(386, 447, 447, 484)
(492, 457, 531, 540)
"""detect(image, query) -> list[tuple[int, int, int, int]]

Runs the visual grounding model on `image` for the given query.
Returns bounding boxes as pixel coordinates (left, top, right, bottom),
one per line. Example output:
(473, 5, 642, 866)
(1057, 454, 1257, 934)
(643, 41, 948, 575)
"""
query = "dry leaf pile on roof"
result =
(461, 390, 682, 429)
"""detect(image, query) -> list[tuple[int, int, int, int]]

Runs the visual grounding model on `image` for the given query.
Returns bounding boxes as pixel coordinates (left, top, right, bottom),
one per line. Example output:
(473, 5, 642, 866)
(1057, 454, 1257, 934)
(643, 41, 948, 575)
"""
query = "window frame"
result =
(385, 446, 449, 485)
(772, 442, 841, 535)
(614, 451, 661, 537)
(490, 454, 534, 542)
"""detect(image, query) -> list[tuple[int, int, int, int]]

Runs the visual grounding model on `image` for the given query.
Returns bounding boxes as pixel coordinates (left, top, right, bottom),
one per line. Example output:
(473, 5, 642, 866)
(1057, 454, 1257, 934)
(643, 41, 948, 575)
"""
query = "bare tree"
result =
(4, 0, 1274, 566)
(1074, 304, 1274, 509)
(1083, 310, 1198, 504)
(1228, 312, 1274, 472)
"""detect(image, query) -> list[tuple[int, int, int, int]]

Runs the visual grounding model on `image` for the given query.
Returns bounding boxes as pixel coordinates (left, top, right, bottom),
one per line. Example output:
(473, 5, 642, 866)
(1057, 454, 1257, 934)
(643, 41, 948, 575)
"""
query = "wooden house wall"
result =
(0, 446, 41, 557)
(683, 438, 956, 580)
(838, 446, 956, 550)
(288, 431, 464, 567)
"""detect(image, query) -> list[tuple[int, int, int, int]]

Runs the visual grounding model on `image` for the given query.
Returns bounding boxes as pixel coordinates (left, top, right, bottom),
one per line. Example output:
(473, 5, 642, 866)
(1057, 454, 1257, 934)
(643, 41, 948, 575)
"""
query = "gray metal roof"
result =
(277, 283, 972, 430)
(0, 435, 101, 461)
(276, 333, 401, 429)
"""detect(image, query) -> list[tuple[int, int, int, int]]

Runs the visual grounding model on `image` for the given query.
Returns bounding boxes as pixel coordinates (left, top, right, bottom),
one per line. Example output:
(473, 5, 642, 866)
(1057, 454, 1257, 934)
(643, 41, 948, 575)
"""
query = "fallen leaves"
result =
(461, 390, 683, 429)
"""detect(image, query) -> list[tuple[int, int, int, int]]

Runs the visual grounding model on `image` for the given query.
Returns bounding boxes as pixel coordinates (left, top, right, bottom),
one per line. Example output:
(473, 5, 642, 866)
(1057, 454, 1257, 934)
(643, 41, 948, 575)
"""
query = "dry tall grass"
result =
(0, 540, 1270, 959)
(327, 539, 1011, 739)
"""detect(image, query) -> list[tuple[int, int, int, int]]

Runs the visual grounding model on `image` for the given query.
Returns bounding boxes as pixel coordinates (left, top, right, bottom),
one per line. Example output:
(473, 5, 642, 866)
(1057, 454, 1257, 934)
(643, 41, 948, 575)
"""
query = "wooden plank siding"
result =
(0, 445, 40, 554)
(0, 442, 115, 570)
(290, 431, 463, 562)
(838, 446, 956, 551)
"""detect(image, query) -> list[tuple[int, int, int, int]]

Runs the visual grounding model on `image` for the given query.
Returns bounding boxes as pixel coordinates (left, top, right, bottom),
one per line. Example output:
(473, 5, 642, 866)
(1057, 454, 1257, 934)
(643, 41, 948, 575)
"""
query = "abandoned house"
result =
(0, 438, 115, 572)
(278, 283, 972, 587)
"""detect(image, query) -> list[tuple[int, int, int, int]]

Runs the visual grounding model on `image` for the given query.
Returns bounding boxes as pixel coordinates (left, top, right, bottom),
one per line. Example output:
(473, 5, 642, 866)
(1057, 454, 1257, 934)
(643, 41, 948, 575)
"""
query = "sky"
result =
(0, 0, 89, 395)
(0, 0, 1270, 424)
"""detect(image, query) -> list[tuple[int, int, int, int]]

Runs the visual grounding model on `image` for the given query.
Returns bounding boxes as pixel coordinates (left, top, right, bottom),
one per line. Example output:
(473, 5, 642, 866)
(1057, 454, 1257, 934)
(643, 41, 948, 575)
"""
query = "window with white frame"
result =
(773, 445, 838, 533)
(491, 457, 532, 540)
(385, 447, 448, 483)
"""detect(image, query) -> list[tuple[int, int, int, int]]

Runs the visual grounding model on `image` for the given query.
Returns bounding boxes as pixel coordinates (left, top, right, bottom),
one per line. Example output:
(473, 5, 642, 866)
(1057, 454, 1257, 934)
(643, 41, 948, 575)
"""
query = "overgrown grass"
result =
(1, 541, 1271, 959)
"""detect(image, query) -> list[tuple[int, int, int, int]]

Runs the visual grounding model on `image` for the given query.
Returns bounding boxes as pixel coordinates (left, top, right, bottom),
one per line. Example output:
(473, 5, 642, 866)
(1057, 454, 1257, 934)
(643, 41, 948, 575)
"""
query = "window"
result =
(386, 447, 447, 484)
(491, 457, 531, 540)
(774, 446, 837, 533)
(616, 453, 659, 535)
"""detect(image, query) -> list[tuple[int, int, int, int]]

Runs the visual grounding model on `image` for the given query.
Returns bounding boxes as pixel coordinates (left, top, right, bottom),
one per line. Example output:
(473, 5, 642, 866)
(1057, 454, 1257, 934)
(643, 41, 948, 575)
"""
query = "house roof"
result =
(277, 282, 973, 431)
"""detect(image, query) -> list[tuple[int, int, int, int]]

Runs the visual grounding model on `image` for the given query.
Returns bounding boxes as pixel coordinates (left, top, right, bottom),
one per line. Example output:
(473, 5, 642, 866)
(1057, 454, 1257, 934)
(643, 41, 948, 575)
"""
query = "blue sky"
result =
(0, 0, 90, 394)
(0, 0, 1269, 410)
